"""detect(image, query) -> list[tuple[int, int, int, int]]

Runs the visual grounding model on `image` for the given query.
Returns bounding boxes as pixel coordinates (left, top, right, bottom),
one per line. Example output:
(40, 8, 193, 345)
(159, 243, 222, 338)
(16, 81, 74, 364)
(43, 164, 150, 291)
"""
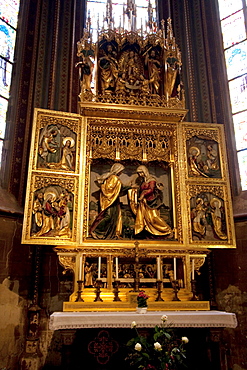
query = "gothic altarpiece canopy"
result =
(22, 9, 235, 312)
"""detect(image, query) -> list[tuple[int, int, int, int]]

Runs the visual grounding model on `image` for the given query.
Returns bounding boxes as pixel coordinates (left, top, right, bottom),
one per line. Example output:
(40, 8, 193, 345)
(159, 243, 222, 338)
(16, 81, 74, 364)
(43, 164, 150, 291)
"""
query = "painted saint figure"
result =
(128, 165, 172, 237)
(32, 192, 44, 233)
(84, 262, 94, 287)
(90, 163, 130, 239)
(55, 192, 72, 238)
(188, 146, 208, 178)
(145, 49, 161, 94)
(192, 198, 207, 237)
(60, 138, 74, 170)
(39, 127, 59, 163)
(99, 44, 118, 93)
(76, 50, 94, 92)
(34, 192, 57, 236)
(210, 198, 227, 240)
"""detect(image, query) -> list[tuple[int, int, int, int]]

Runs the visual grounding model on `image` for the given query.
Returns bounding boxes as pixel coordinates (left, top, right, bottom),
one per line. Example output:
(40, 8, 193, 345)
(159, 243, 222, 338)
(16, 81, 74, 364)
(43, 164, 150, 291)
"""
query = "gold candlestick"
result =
(155, 280, 164, 301)
(75, 280, 84, 302)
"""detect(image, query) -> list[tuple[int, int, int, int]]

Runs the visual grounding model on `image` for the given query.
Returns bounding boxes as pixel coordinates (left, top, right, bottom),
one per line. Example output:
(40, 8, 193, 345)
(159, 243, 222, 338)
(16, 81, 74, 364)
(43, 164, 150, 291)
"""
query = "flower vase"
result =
(136, 307, 147, 314)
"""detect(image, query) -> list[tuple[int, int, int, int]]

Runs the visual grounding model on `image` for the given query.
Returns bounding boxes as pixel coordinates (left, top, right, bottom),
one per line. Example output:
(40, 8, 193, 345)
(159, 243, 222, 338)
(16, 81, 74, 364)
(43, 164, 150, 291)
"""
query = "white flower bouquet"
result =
(125, 316, 188, 370)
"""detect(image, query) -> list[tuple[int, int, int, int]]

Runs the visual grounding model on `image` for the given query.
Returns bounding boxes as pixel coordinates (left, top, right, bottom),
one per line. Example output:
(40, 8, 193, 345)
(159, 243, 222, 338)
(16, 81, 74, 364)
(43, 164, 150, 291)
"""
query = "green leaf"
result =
(153, 333, 160, 341)
(142, 352, 150, 359)
(165, 332, 171, 340)
(126, 338, 136, 346)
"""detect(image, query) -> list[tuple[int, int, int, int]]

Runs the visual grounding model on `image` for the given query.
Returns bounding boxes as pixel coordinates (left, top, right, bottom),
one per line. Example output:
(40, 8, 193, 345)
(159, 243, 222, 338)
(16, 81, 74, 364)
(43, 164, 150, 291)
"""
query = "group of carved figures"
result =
(84, 261, 177, 288)
(188, 143, 220, 178)
(77, 44, 181, 98)
(90, 163, 173, 240)
(38, 125, 75, 170)
(32, 189, 72, 237)
(191, 196, 227, 240)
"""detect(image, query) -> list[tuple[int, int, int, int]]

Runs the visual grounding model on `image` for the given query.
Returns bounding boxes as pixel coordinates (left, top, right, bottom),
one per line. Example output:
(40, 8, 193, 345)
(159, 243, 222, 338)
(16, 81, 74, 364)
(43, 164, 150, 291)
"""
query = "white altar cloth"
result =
(49, 311, 237, 331)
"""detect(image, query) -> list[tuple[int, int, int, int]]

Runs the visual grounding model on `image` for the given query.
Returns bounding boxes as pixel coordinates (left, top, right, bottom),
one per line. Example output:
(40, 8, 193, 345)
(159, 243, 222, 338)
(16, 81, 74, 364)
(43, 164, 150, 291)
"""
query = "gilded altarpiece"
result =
(21, 13, 235, 311)
(21, 106, 235, 311)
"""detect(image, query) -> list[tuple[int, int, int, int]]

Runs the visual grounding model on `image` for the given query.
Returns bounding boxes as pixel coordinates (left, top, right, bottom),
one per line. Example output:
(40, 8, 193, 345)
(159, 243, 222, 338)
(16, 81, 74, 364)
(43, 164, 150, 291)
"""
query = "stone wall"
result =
(214, 220, 247, 370)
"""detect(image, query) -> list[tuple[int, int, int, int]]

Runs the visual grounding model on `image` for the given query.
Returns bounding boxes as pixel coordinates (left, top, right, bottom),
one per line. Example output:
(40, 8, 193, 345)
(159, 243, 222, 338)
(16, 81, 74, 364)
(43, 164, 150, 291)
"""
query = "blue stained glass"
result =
(0, 97, 8, 139)
(225, 40, 247, 80)
(218, 0, 243, 20)
(0, 0, 20, 170)
(0, 18, 16, 62)
(221, 10, 246, 48)
(233, 111, 247, 151)
(237, 150, 247, 190)
(0, 0, 20, 29)
(0, 57, 12, 98)
(229, 74, 247, 113)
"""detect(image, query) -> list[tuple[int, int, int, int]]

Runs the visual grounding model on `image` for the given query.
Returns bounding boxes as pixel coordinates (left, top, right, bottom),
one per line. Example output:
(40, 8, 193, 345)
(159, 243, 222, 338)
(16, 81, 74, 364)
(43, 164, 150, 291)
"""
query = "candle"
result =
(157, 256, 161, 280)
(192, 259, 195, 280)
(98, 257, 101, 279)
(173, 257, 177, 280)
(78, 255, 82, 280)
(168, 0, 171, 18)
(116, 257, 119, 279)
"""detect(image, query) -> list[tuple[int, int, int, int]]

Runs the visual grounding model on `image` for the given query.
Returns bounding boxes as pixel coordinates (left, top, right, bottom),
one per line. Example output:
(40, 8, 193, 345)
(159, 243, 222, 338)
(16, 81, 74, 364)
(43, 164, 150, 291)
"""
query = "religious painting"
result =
(37, 123, 77, 171)
(87, 159, 175, 241)
(186, 136, 221, 179)
(30, 109, 82, 174)
(190, 191, 228, 242)
(22, 173, 78, 245)
(31, 185, 74, 238)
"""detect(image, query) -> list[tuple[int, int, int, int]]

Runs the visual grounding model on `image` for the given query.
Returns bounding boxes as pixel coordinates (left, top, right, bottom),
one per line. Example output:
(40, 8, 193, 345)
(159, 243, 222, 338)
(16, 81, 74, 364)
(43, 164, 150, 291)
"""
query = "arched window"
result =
(218, 0, 247, 191)
(0, 0, 20, 168)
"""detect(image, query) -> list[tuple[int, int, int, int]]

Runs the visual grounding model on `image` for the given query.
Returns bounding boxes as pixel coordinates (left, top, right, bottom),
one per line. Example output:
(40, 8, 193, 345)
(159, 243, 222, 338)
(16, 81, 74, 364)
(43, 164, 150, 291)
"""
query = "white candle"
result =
(79, 255, 82, 280)
(173, 257, 177, 280)
(157, 256, 161, 280)
(116, 257, 119, 279)
(98, 257, 101, 279)
(192, 259, 195, 280)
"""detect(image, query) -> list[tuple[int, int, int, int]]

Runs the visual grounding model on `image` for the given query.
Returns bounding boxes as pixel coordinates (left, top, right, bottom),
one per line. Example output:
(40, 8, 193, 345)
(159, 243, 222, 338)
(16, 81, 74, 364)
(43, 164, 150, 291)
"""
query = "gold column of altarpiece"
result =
(21, 105, 235, 311)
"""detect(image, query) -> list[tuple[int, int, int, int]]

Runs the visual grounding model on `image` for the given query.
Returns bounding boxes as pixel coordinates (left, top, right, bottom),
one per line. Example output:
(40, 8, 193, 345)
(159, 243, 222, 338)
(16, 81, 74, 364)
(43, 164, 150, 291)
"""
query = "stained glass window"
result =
(221, 10, 246, 49)
(218, 0, 247, 191)
(225, 40, 247, 80)
(0, 0, 20, 28)
(218, 0, 242, 20)
(86, 0, 157, 41)
(233, 111, 247, 151)
(0, 0, 20, 168)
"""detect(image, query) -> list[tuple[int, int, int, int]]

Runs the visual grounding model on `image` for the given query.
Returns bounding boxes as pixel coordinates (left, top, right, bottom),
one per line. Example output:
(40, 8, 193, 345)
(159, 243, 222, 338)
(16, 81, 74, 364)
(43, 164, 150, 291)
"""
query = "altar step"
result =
(69, 288, 192, 303)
